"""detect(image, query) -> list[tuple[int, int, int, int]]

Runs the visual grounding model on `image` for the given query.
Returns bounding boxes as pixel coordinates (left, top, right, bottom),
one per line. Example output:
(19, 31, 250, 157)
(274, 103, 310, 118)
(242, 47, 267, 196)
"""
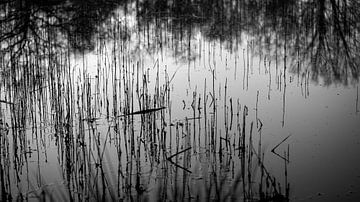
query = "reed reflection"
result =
(1, 0, 360, 201)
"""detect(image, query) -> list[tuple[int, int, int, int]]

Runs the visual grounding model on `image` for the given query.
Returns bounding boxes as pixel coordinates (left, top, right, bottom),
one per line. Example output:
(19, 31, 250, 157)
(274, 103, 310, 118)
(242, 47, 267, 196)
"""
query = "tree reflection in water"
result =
(1, 0, 359, 84)
(0, 0, 122, 53)
(135, 0, 360, 85)
(1, 0, 360, 201)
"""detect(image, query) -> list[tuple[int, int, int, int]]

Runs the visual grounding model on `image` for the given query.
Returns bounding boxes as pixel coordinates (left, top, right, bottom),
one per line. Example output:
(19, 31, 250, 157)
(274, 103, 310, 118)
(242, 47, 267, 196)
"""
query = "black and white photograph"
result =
(1, 0, 360, 201)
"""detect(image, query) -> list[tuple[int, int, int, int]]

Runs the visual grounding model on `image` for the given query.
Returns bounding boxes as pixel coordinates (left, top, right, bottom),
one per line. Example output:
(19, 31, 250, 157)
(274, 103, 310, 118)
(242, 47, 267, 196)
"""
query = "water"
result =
(1, 0, 360, 201)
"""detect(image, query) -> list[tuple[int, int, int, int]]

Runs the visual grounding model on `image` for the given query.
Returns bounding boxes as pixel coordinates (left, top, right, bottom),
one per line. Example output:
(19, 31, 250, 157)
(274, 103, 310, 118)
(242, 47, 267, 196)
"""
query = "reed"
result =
(0, 1, 298, 201)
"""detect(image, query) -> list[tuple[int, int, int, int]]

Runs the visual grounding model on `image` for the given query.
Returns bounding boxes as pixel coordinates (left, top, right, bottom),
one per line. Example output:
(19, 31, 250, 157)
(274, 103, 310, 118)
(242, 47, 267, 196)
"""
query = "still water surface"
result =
(1, 0, 360, 201)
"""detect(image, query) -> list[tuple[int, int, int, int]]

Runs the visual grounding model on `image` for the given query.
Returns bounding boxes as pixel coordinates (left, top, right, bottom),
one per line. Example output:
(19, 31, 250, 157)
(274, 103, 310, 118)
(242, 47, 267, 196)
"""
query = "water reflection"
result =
(0, 0, 122, 53)
(1, 0, 359, 84)
(1, 0, 360, 201)
(135, 0, 360, 85)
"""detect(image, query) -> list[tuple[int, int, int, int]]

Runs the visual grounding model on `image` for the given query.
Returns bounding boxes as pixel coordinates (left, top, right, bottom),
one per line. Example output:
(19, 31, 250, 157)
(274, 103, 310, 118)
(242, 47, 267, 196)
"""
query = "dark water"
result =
(1, 0, 360, 201)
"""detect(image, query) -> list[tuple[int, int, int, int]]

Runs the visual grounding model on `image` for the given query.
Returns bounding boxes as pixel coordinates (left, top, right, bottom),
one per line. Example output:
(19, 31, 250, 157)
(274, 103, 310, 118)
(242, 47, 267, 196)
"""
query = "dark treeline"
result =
(1, 0, 360, 84)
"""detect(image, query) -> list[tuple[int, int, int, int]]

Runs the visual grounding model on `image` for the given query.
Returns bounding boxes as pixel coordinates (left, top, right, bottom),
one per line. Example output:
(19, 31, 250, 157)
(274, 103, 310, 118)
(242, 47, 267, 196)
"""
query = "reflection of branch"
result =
(330, 0, 357, 76)
(167, 159, 192, 173)
(0, 27, 22, 42)
(271, 135, 290, 163)
(166, 147, 192, 173)
(0, 100, 14, 105)
(305, 30, 318, 53)
(167, 147, 191, 160)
